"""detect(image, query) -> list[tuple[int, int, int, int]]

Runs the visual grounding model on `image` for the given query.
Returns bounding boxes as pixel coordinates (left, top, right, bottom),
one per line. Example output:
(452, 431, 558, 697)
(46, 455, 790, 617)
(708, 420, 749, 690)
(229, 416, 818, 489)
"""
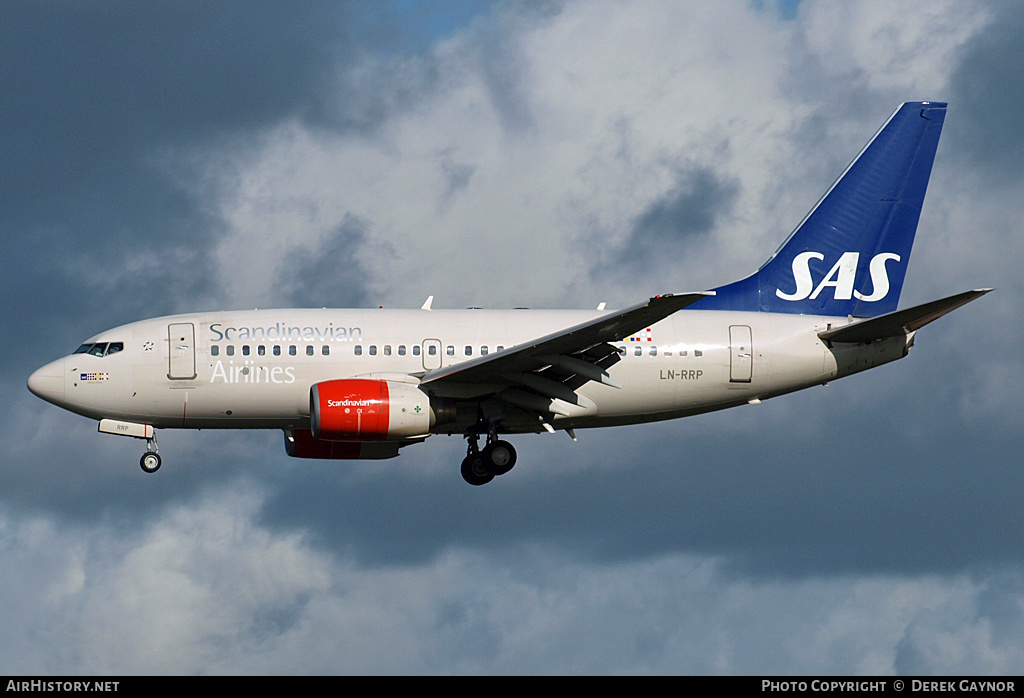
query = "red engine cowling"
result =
(310, 379, 431, 441)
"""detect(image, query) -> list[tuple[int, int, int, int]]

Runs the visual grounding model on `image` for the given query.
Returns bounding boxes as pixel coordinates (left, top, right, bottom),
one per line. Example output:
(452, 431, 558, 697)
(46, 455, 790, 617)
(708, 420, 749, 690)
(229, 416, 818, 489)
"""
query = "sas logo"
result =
(775, 252, 900, 303)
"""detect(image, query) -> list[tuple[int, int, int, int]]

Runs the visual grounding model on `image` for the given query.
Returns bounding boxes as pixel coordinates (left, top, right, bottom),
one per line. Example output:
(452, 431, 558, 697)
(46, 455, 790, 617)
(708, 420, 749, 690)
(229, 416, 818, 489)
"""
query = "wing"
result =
(419, 292, 712, 420)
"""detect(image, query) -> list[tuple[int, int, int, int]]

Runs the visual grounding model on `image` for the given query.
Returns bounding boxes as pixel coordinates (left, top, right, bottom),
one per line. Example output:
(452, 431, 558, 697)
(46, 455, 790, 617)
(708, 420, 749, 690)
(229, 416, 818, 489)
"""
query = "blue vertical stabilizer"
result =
(692, 102, 946, 317)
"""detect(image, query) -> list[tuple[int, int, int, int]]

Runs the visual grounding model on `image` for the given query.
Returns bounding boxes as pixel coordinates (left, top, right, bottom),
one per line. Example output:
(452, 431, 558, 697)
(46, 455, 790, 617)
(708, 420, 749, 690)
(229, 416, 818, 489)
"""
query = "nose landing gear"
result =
(140, 435, 161, 473)
(96, 419, 164, 473)
(460, 433, 517, 486)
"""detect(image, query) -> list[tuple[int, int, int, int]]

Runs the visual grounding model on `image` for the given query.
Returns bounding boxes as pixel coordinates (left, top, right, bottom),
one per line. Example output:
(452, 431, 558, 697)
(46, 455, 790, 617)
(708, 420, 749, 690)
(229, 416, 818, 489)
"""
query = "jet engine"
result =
(310, 379, 431, 441)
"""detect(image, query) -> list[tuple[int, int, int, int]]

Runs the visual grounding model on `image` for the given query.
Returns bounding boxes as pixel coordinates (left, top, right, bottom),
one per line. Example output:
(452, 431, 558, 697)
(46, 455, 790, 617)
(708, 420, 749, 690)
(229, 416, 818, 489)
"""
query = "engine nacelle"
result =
(310, 379, 431, 441)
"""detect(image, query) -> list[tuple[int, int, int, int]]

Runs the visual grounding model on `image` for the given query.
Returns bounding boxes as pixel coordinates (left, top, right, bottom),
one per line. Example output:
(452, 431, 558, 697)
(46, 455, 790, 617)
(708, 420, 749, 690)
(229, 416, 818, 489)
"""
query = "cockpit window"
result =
(74, 342, 123, 357)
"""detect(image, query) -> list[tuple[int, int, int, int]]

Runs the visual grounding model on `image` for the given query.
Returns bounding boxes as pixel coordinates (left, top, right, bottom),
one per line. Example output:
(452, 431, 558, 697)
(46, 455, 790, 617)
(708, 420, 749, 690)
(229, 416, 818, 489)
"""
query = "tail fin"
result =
(693, 102, 947, 317)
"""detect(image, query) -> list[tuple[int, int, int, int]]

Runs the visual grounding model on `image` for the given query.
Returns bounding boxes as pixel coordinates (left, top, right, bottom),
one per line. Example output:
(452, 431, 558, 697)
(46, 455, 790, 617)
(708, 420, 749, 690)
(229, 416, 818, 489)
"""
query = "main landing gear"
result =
(140, 435, 161, 474)
(461, 434, 517, 486)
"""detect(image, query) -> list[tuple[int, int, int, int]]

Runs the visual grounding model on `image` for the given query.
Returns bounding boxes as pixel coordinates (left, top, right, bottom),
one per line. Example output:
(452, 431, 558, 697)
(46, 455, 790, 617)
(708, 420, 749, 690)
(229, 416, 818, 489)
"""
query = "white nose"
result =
(28, 358, 65, 406)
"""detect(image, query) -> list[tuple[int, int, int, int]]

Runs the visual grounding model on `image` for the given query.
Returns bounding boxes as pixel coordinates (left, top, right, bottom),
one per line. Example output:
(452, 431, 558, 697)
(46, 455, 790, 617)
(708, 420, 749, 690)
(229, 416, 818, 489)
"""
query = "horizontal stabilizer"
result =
(818, 289, 991, 344)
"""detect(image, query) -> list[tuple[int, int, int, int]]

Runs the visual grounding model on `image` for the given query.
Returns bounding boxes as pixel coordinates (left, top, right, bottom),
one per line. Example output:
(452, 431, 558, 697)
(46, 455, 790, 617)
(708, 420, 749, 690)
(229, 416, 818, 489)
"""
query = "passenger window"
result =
(497, 345, 504, 352)
(649, 346, 657, 356)
(354, 345, 363, 356)
(384, 345, 392, 356)
(226, 345, 235, 357)
(288, 345, 296, 356)
(211, 345, 220, 357)
(617, 346, 626, 356)
(695, 349, 703, 357)
(258, 345, 266, 356)
(446, 346, 454, 356)
(481, 346, 488, 355)
(413, 345, 421, 356)
(427, 345, 436, 356)
(369, 345, 377, 356)
(322, 345, 329, 356)
(306, 345, 314, 356)
(634, 346, 642, 357)
(242, 345, 250, 356)
(398, 345, 406, 356)
(273, 345, 281, 356)
(464, 345, 472, 356)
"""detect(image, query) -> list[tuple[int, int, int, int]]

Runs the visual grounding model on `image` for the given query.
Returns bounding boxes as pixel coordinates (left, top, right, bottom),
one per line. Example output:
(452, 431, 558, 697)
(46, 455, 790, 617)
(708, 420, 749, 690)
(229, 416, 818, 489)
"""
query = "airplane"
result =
(28, 101, 990, 485)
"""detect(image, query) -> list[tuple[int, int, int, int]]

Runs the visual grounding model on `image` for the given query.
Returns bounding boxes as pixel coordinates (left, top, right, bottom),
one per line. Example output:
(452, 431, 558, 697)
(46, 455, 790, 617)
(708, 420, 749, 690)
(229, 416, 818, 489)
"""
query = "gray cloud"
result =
(948, 2, 1024, 179)
(634, 167, 738, 243)
(0, 2, 370, 397)
(441, 156, 478, 202)
(281, 214, 373, 309)
(894, 570, 1024, 674)
(595, 163, 740, 281)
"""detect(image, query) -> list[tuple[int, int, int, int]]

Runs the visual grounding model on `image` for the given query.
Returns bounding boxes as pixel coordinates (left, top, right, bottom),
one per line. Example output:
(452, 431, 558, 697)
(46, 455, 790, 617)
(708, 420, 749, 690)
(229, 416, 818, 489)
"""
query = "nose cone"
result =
(28, 358, 65, 405)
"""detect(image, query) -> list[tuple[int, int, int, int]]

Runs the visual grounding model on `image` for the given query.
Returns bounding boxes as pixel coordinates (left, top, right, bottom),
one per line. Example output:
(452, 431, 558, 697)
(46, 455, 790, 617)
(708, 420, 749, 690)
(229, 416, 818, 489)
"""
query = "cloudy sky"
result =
(3, 0, 1024, 675)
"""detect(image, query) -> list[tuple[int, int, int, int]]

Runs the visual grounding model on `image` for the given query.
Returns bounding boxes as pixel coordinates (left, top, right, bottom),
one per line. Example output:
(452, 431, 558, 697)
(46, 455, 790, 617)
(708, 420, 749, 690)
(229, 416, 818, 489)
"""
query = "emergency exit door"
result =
(422, 339, 442, 371)
(168, 323, 196, 380)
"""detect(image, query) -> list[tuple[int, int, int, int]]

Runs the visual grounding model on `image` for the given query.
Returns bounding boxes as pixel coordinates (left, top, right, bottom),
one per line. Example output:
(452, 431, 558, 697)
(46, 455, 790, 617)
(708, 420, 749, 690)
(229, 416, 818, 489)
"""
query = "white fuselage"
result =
(31, 307, 908, 435)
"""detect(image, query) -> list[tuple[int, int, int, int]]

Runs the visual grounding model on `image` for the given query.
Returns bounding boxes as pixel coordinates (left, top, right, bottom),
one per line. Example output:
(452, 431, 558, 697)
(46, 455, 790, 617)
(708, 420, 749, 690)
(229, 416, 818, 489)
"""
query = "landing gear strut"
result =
(460, 433, 517, 486)
(140, 435, 161, 474)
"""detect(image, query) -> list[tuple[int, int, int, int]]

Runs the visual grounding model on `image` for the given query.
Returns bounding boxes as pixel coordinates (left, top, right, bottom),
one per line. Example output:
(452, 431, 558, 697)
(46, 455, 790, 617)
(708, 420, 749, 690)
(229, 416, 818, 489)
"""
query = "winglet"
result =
(421, 296, 434, 311)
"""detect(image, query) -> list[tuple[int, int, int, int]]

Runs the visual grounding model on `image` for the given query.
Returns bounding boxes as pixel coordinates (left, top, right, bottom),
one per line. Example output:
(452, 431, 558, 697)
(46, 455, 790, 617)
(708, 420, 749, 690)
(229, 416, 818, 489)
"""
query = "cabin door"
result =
(729, 325, 752, 383)
(168, 323, 197, 380)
